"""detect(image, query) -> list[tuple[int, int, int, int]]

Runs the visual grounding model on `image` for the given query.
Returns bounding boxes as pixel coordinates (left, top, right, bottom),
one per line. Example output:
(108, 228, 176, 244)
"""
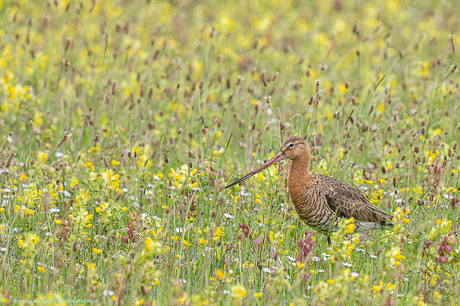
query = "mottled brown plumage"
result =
(226, 135, 394, 238)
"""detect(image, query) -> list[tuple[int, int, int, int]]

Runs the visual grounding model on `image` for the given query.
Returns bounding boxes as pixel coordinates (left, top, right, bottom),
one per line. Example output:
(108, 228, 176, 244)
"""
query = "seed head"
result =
(64, 60, 70, 71)
(56, 132, 70, 148)
(103, 156, 109, 168)
(351, 96, 357, 105)
(5, 152, 15, 168)
(368, 105, 374, 114)
(276, 108, 281, 120)
(450, 34, 456, 53)
(260, 71, 268, 87)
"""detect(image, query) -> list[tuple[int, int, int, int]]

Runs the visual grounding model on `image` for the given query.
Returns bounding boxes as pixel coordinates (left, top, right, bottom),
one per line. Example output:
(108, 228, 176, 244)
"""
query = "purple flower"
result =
(437, 255, 448, 264)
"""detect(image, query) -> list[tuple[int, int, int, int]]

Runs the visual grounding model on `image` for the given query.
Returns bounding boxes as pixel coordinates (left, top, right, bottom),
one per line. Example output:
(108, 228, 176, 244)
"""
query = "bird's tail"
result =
(380, 214, 394, 228)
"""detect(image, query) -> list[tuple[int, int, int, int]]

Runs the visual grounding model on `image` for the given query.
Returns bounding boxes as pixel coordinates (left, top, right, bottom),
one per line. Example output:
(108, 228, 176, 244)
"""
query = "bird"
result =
(225, 135, 394, 244)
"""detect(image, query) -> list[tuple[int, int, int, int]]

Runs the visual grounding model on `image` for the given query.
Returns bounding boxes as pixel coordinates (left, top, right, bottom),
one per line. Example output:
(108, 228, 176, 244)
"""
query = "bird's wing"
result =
(313, 174, 393, 225)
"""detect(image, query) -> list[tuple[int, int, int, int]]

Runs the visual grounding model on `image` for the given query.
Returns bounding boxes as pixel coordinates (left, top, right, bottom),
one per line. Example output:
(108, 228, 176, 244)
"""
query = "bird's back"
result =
(289, 173, 393, 234)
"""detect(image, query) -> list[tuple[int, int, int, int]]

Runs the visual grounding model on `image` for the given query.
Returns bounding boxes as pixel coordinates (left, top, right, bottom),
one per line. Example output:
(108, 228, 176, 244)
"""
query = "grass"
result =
(0, 0, 459, 304)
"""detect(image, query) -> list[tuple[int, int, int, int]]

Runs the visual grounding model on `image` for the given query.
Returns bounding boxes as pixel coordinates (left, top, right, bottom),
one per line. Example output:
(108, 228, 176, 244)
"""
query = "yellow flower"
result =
(231, 284, 247, 301)
(55, 219, 63, 225)
(37, 266, 46, 273)
(214, 227, 222, 241)
(111, 160, 120, 166)
(296, 262, 305, 268)
(346, 223, 355, 234)
(92, 248, 102, 254)
(133, 146, 141, 155)
(33, 234, 40, 244)
(183, 239, 192, 246)
(216, 269, 226, 279)
(327, 279, 334, 285)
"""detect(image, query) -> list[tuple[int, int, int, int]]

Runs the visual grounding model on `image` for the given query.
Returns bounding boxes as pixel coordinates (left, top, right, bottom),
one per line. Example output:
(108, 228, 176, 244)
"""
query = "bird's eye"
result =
(289, 143, 295, 148)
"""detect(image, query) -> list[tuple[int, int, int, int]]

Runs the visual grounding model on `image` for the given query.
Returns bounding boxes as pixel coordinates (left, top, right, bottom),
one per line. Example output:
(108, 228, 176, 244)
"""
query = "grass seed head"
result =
(260, 70, 268, 87)
(5, 152, 15, 168)
(56, 132, 70, 149)
(103, 157, 109, 168)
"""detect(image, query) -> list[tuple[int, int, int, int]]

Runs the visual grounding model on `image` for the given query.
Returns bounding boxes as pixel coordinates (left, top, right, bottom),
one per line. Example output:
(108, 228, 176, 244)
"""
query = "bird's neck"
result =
(288, 147, 312, 201)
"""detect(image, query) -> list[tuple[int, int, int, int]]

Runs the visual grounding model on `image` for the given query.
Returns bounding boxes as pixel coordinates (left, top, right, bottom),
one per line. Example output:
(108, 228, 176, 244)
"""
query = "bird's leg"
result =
(327, 236, 331, 246)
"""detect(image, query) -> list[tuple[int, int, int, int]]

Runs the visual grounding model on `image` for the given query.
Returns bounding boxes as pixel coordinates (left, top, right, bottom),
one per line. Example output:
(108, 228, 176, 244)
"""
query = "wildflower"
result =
(216, 269, 226, 279)
(231, 284, 247, 302)
(93, 248, 102, 254)
(213, 227, 222, 241)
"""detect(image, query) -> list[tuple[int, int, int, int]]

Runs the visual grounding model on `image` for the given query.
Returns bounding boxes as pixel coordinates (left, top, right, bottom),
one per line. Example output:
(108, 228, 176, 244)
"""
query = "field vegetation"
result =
(0, 0, 459, 304)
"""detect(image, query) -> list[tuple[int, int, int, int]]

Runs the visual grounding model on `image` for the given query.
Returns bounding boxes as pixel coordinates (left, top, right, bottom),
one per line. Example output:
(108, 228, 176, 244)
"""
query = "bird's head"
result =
(279, 135, 309, 160)
(225, 135, 309, 188)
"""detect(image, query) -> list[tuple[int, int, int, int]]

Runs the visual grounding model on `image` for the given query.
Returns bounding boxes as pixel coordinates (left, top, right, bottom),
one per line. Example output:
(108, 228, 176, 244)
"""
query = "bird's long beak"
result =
(225, 152, 285, 188)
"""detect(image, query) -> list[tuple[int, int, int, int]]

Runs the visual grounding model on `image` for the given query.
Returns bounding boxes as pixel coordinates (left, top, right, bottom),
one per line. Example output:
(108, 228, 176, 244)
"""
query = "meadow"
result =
(0, 0, 459, 304)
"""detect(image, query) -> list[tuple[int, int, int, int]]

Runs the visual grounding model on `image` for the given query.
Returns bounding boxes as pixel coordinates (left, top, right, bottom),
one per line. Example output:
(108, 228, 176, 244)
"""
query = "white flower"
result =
(262, 267, 275, 274)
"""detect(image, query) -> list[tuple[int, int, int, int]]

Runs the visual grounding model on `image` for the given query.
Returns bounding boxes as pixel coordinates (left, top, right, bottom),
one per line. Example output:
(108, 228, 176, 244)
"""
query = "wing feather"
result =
(312, 174, 393, 225)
